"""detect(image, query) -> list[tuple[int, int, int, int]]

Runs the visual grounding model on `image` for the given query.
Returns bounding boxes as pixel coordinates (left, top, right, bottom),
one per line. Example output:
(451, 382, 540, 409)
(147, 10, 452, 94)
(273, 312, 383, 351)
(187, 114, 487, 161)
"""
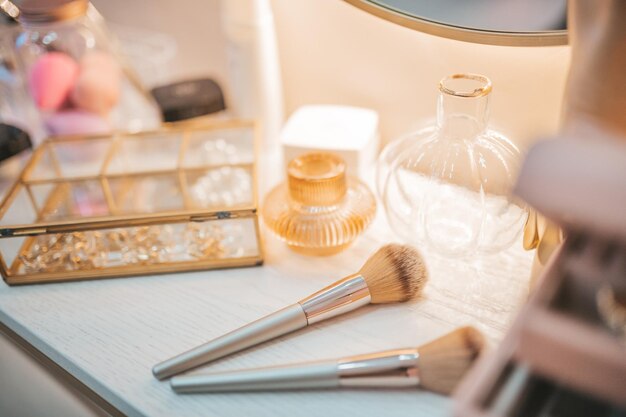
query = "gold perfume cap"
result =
(287, 153, 347, 206)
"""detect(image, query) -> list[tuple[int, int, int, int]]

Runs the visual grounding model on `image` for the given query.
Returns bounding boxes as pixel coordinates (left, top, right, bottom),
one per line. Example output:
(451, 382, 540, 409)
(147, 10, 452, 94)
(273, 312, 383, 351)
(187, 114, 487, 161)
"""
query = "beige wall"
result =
(91, 0, 229, 89)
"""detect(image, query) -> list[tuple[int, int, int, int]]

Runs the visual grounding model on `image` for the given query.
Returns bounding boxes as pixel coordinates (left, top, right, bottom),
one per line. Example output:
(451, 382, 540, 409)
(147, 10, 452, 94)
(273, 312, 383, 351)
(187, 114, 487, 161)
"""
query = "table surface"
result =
(0, 172, 533, 417)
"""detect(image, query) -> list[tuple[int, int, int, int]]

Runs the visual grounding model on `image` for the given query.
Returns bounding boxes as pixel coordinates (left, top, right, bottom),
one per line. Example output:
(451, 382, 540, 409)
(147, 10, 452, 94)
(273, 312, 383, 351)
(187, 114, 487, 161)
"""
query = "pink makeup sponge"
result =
(28, 52, 79, 111)
(71, 51, 121, 115)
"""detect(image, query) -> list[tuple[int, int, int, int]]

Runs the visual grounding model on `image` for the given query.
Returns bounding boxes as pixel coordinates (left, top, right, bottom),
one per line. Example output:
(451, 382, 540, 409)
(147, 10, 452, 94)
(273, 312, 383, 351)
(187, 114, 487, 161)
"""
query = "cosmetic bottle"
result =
(263, 152, 376, 256)
(221, 0, 284, 147)
(378, 74, 525, 257)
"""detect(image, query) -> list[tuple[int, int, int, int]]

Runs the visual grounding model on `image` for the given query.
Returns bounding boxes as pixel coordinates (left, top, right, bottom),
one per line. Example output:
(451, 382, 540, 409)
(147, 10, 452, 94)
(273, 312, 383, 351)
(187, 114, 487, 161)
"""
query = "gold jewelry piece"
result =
(19, 223, 230, 274)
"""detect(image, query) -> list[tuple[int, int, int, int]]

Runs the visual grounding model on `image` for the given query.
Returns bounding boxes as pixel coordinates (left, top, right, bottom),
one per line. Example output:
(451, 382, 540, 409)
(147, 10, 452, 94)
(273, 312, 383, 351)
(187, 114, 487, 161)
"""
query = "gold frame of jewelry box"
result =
(0, 119, 264, 285)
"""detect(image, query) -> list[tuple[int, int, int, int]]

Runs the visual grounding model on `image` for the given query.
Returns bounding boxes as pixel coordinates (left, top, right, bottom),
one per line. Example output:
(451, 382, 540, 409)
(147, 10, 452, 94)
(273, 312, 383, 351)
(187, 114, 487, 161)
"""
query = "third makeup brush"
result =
(153, 244, 428, 380)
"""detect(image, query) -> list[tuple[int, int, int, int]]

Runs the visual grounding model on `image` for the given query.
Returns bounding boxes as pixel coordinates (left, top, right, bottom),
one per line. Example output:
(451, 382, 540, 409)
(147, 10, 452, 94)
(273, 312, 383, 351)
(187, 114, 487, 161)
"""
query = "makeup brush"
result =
(170, 326, 484, 394)
(153, 244, 428, 380)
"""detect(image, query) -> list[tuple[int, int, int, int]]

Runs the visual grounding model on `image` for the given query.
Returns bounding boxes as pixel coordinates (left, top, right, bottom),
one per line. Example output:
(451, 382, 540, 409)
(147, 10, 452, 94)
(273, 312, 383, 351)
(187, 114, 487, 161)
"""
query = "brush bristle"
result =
(417, 326, 485, 395)
(358, 244, 428, 303)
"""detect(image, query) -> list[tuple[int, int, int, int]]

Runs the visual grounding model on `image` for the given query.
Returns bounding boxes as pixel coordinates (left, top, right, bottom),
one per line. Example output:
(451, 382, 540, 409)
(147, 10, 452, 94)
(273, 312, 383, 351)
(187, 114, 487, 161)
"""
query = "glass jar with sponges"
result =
(11, 0, 161, 136)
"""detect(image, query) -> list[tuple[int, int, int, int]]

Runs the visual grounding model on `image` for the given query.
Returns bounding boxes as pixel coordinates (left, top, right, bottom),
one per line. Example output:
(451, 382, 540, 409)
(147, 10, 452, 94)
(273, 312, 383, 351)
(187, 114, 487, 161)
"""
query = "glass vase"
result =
(377, 74, 526, 257)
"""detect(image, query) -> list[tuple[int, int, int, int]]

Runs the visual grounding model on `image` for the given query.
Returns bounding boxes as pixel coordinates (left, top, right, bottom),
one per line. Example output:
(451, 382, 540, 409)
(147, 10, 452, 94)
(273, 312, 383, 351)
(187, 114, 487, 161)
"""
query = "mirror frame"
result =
(344, 0, 568, 47)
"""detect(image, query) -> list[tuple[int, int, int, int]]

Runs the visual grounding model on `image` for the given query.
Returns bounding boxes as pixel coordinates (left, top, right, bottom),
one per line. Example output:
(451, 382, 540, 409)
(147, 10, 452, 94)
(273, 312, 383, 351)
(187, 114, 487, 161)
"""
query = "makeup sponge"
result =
(28, 52, 79, 111)
(71, 51, 121, 115)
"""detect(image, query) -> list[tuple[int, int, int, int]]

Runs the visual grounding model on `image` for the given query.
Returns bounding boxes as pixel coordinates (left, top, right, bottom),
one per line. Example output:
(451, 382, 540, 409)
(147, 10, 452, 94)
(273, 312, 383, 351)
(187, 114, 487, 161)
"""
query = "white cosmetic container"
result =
(280, 105, 380, 179)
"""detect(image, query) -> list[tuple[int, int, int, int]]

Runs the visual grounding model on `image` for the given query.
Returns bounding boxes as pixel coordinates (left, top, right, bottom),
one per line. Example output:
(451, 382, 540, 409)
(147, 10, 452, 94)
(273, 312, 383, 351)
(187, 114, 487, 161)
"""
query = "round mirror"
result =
(344, 0, 567, 46)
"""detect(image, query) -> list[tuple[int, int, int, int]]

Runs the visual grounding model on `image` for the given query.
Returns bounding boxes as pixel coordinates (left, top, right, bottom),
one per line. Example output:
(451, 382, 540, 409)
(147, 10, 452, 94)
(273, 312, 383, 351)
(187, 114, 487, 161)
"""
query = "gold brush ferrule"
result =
(298, 274, 371, 325)
(336, 348, 420, 388)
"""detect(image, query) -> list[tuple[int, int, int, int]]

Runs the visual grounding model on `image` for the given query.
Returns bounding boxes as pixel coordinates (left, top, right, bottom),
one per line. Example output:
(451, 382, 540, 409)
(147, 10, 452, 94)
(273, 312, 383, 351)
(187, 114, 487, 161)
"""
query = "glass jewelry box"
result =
(0, 120, 263, 285)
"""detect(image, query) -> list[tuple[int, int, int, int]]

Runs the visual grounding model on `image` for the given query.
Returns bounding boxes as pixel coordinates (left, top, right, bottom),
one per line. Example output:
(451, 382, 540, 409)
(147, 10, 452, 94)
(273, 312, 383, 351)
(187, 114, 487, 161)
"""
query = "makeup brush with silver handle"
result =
(153, 244, 428, 380)
(171, 327, 484, 395)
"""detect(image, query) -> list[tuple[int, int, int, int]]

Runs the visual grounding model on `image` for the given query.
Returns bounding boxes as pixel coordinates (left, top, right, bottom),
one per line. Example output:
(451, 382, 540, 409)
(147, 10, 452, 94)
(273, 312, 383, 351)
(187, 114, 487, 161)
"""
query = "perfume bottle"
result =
(263, 152, 376, 256)
(378, 74, 525, 257)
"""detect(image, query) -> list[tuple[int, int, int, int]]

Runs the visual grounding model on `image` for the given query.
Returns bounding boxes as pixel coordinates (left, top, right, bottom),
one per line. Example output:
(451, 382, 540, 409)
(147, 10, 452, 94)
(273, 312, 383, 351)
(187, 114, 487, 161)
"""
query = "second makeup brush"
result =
(170, 327, 485, 394)
(153, 244, 428, 380)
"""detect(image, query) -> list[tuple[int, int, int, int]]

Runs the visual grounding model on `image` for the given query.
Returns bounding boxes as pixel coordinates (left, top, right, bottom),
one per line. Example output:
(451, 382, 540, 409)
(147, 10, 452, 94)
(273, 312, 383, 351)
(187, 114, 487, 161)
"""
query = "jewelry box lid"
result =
(0, 119, 258, 236)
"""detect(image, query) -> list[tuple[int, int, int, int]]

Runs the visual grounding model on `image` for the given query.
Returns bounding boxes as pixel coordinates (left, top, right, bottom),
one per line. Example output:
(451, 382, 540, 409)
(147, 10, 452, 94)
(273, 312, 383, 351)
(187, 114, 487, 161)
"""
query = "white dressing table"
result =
(0, 209, 532, 417)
